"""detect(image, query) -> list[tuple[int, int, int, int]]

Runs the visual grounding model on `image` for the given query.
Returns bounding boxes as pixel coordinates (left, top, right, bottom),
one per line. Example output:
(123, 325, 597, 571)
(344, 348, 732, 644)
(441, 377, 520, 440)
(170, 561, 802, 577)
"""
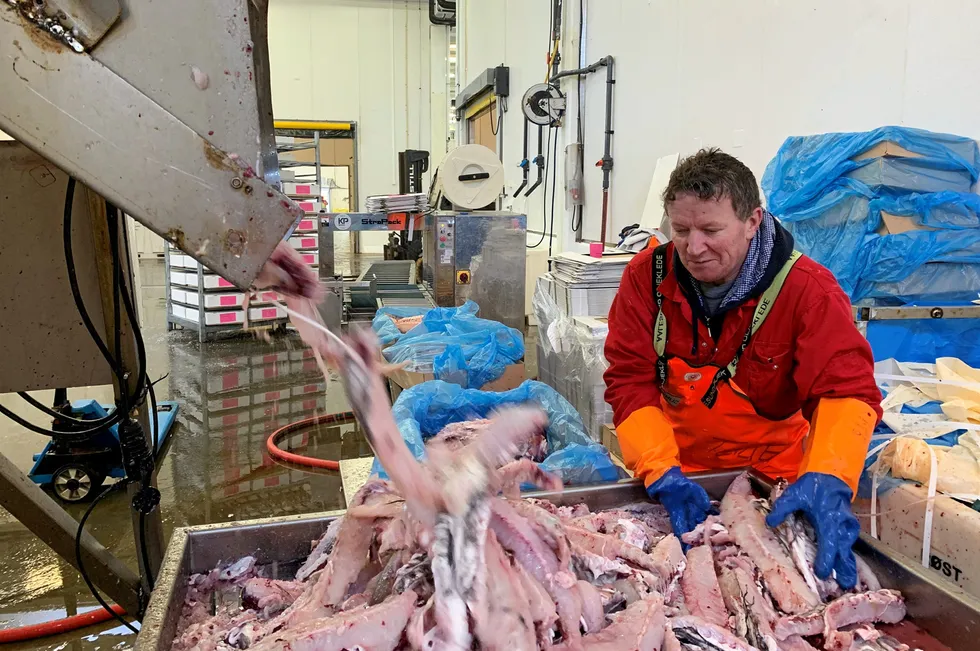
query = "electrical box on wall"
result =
(565, 143, 584, 206)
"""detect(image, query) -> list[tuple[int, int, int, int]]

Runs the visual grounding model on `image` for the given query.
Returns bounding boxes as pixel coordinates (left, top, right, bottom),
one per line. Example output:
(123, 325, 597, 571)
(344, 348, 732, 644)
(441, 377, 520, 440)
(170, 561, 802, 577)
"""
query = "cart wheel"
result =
(52, 465, 104, 503)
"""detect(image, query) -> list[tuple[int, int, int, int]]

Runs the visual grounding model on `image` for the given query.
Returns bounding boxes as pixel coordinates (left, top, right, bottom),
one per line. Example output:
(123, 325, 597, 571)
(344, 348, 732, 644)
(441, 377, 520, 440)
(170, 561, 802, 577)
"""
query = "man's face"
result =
(667, 194, 762, 285)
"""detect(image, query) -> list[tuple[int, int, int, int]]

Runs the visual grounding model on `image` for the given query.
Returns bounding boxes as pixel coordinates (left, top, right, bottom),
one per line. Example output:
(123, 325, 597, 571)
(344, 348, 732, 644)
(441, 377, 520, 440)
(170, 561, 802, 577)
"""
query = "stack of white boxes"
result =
(281, 181, 322, 270)
(534, 274, 616, 442)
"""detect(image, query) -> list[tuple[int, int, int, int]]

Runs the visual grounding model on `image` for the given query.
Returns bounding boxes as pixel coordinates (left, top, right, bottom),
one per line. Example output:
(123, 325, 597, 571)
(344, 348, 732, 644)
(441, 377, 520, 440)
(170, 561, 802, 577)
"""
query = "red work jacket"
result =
(603, 244, 882, 446)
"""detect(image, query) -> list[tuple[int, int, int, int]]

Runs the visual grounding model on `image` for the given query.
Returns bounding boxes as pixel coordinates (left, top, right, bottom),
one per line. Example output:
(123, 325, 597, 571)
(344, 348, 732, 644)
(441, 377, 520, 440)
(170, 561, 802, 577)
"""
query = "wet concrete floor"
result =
(0, 299, 371, 649)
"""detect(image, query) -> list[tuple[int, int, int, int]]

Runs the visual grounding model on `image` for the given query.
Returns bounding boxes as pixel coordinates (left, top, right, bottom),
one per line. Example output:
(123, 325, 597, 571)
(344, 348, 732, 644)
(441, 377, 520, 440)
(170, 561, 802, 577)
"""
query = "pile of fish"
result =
(170, 328, 915, 651)
(427, 419, 548, 464)
(391, 314, 425, 334)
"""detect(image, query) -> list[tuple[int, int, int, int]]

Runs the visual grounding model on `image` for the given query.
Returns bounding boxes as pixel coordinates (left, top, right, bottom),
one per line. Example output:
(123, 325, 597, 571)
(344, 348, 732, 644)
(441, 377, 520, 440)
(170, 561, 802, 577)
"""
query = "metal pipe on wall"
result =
(549, 55, 615, 244)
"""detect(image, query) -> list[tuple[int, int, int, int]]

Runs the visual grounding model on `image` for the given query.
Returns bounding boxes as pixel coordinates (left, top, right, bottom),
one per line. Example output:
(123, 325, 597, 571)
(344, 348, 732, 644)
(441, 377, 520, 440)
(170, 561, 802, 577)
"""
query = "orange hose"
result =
(266, 412, 355, 471)
(0, 604, 127, 643)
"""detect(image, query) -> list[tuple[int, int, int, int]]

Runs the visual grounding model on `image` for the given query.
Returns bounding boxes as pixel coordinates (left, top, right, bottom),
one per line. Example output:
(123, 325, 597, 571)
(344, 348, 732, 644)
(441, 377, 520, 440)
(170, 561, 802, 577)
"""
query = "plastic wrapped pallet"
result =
(532, 275, 613, 442)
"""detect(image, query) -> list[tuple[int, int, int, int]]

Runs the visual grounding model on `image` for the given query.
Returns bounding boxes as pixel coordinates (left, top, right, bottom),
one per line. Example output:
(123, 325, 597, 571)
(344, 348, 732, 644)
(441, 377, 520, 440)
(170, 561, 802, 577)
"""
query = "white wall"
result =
(456, 0, 573, 254)
(460, 0, 980, 248)
(269, 0, 451, 251)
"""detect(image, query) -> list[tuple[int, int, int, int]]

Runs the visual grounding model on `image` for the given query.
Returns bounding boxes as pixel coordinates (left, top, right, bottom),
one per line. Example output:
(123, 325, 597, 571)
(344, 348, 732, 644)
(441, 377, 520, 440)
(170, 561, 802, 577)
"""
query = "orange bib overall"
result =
(652, 246, 809, 481)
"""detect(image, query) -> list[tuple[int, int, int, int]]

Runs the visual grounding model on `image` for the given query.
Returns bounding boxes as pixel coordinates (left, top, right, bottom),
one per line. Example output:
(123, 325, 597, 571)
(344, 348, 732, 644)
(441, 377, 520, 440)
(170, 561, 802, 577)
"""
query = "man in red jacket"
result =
(604, 148, 881, 588)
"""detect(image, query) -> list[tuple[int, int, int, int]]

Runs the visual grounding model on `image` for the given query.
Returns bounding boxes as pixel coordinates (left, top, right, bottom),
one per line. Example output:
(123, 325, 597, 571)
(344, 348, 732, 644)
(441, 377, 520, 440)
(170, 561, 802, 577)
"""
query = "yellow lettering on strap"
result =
(725, 251, 801, 377)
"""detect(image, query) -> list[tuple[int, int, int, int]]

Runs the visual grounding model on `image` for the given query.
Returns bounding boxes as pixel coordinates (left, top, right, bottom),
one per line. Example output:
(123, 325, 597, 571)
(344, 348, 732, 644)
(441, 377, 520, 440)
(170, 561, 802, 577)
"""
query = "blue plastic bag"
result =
(370, 380, 627, 486)
(383, 301, 524, 388)
(372, 307, 430, 346)
(763, 126, 980, 215)
(371, 301, 482, 346)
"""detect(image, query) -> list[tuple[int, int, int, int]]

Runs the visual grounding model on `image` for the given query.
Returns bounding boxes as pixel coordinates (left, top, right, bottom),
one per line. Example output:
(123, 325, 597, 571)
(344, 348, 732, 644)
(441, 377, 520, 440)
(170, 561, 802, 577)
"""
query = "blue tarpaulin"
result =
(763, 126, 980, 215)
(866, 319, 980, 369)
(762, 127, 980, 302)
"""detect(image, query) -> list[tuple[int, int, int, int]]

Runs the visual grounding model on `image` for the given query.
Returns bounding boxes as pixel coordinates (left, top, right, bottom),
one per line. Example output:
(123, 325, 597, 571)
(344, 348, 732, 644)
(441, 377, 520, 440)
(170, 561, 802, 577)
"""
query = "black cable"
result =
(573, 205, 584, 232)
(108, 206, 157, 592)
(527, 127, 553, 249)
(117, 208, 149, 399)
(489, 99, 499, 136)
(61, 182, 156, 614)
(139, 510, 155, 591)
(547, 126, 560, 260)
(147, 378, 159, 463)
(63, 178, 126, 383)
(545, 0, 555, 81)
(75, 480, 139, 634)
(0, 403, 126, 438)
(15, 392, 119, 427)
(109, 208, 126, 414)
(109, 206, 149, 404)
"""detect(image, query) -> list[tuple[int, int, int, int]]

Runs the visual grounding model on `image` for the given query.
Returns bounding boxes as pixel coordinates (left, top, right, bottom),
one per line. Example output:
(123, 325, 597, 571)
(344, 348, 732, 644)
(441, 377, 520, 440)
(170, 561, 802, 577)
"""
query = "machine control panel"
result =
(437, 218, 454, 264)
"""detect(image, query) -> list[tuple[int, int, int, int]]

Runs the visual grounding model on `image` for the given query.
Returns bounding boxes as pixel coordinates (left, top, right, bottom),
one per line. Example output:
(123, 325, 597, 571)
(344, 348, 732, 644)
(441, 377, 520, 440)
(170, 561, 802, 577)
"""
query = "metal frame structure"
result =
(164, 244, 290, 342)
(0, 0, 304, 617)
(275, 119, 360, 247)
(0, 1, 300, 290)
(852, 304, 980, 337)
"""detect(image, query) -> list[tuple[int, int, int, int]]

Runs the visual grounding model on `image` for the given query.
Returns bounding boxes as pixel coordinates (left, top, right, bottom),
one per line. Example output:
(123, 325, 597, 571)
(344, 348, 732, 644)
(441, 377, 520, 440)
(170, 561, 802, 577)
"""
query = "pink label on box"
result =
(303, 399, 316, 410)
(261, 292, 277, 301)
(222, 372, 239, 390)
(262, 308, 277, 318)
(220, 295, 237, 306)
(299, 219, 313, 230)
(302, 238, 316, 248)
(263, 354, 277, 363)
(299, 201, 314, 212)
(296, 184, 312, 195)
(301, 254, 314, 263)
(266, 392, 280, 401)
(222, 398, 238, 409)
(217, 278, 233, 288)
(264, 366, 276, 379)
(304, 384, 318, 393)
(222, 414, 239, 425)
(219, 312, 237, 323)
(301, 360, 316, 371)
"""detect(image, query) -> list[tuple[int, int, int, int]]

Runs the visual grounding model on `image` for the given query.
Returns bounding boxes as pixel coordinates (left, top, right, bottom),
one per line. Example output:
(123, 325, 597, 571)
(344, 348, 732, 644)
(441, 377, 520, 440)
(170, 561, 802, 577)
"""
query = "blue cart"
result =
(28, 399, 178, 502)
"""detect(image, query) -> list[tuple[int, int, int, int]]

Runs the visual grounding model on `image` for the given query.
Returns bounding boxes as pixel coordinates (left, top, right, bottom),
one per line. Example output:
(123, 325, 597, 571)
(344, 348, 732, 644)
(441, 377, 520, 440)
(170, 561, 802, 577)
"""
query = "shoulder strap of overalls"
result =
(651, 244, 670, 388)
(701, 250, 803, 408)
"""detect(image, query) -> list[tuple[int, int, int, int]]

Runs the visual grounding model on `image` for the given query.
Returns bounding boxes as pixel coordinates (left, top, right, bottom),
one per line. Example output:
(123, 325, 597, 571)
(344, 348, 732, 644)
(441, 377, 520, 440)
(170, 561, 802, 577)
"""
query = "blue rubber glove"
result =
(766, 472, 860, 590)
(646, 466, 712, 537)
